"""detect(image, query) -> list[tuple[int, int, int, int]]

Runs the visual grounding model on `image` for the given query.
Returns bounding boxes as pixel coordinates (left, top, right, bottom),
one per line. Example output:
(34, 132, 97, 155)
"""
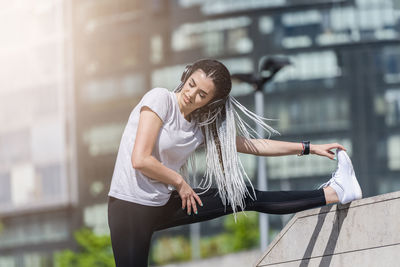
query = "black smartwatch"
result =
(298, 141, 310, 156)
(303, 141, 310, 155)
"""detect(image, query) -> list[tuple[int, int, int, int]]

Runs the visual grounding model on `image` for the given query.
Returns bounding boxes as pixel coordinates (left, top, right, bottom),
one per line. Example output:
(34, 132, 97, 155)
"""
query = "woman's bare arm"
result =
(236, 136, 346, 160)
(131, 106, 202, 214)
(236, 136, 303, 156)
(131, 106, 182, 187)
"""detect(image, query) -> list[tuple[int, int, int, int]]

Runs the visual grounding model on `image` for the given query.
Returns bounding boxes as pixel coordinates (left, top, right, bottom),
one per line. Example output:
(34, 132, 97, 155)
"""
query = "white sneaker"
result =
(318, 148, 363, 204)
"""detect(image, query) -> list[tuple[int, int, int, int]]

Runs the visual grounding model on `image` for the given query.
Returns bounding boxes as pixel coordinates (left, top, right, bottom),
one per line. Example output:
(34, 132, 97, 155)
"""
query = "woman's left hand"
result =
(310, 143, 347, 160)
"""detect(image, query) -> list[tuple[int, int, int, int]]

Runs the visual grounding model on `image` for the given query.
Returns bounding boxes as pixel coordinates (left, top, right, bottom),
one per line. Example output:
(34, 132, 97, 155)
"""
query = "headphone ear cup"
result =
(181, 64, 192, 82)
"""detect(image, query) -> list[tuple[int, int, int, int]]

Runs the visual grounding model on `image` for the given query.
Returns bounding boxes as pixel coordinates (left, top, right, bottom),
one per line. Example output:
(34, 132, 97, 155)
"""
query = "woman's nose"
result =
(188, 88, 196, 99)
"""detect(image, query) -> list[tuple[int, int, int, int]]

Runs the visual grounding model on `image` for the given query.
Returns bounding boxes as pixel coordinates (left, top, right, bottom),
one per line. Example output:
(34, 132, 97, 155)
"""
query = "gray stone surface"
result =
(254, 190, 400, 267)
(155, 249, 262, 267)
(257, 244, 400, 267)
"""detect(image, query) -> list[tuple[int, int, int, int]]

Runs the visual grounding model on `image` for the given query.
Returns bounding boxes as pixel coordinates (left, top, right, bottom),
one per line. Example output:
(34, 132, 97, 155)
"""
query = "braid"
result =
(209, 122, 225, 177)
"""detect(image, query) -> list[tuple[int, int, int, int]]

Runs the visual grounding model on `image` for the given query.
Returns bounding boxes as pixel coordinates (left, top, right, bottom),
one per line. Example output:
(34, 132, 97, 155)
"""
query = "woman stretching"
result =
(107, 59, 362, 267)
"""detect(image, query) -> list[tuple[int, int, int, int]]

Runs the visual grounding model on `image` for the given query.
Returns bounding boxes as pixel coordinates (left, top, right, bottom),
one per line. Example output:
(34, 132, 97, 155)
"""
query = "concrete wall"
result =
(254, 191, 400, 267)
(156, 249, 261, 267)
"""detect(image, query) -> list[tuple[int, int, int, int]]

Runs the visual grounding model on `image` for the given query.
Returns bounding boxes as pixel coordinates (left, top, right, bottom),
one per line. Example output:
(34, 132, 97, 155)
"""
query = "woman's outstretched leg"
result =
(154, 186, 333, 231)
(246, 187, 327, 214)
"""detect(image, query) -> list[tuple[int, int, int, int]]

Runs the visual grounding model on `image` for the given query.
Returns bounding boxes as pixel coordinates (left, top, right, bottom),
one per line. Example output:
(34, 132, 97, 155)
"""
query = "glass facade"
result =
(0, 0, 77, 265)
(82, 122, 126, 157)
(0, 211, 71, 266)
(0, 213, 69, 249)
(166, 0, 400, 257)
(172, 16, 252, 56)
(0, 0, 72, 212)
(264, 94, 350, 133)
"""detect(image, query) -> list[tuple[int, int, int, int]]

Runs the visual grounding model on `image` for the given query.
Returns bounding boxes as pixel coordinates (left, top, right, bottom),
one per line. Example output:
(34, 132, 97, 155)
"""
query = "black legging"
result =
(107, 187, 326, 267)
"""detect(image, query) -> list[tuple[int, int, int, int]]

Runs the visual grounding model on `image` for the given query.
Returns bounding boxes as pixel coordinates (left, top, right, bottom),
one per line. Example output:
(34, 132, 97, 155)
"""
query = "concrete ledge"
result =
(254, 190, 400, 267)
(158, 249, 261, 267)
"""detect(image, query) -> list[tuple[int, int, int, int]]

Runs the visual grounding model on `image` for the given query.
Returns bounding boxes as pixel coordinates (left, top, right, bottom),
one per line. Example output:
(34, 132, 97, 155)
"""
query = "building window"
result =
(388, 135, 400, 170)
(84, 203, 109, 235)
(199, 0, 285, 15)
(227, 28, 253, 54)
(382, 46, 400, 84)
(0, 213, 69, 249)
(0, 256, 16, 267)
(31, 120, 64, 164)
(37, 163, 63, 200)
(82, 122, 126, 156)
(204, 31, 224, 57)
(81, 74, 145, 104)
(281, 10, 322, 27)
(151, 34, 163, 64)
(384, 89, 400, 126)
(282, 35, 312, 49)
(178, 0, 203, 8)
(152, 65, 185, 91)
(0, 172, 11, 205)
(274, 50, 341, 82)
(11, 163, 37, 205)
(265, 95, 350, 134)
(259, 16, 274, 34)
(23, 252, 52, 267)
(0, 129, 30, 165)
(171, 17, 251, 56)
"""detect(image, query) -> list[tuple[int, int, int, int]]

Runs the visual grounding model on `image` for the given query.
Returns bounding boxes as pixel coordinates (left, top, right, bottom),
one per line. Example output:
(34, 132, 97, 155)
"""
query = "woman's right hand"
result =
(176, 179, 203, 215)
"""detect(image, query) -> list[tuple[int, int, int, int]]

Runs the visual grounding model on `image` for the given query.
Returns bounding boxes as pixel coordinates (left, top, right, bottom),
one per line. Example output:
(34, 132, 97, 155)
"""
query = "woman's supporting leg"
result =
(108, 196, 158, 267)
(154, 187, 327, 231)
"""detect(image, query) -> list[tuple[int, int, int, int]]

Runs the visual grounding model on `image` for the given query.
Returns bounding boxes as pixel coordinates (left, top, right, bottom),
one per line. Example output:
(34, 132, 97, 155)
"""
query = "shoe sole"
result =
(340, 150, 363, 203)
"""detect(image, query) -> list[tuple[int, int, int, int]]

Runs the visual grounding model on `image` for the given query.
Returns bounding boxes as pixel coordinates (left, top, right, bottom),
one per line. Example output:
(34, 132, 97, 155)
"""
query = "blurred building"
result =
(161, 0, 400, 246)
(0, 1, 78, 266)
(72, 0, 171, 238)
(1, 0, 400, 266)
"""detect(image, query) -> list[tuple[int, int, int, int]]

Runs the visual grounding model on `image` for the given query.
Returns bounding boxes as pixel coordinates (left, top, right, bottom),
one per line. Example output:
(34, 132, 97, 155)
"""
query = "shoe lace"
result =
(317, 169, 339, 190)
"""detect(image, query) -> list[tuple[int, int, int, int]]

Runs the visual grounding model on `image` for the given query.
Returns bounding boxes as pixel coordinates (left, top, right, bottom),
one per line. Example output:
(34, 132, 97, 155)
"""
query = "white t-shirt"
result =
(108, 87, 204, 206)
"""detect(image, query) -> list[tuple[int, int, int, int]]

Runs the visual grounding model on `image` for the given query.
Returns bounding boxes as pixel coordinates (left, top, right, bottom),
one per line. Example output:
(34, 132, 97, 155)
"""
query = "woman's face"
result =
(177, 69, 216, 114)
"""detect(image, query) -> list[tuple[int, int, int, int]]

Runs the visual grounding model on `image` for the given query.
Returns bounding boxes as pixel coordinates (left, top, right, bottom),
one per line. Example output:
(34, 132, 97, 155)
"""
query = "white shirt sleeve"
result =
(140, 88, 171, 123)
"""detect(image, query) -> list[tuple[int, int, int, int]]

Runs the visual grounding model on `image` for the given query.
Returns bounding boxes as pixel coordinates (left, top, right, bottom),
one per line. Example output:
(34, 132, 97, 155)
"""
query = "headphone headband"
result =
(181, 64, 193, 83)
